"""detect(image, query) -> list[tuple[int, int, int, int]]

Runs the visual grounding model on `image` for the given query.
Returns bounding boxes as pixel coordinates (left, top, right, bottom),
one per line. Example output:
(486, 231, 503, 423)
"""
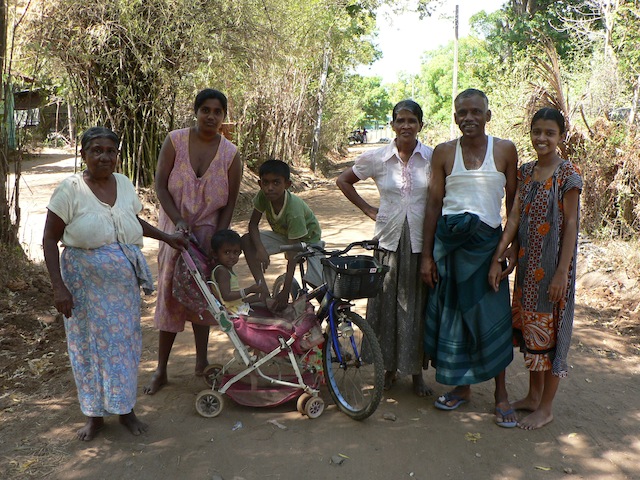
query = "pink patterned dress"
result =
(154, 128, 237, 332)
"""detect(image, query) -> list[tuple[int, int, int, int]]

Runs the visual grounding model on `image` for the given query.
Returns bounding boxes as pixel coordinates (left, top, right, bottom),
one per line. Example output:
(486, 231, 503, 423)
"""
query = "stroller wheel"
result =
(202, 364, 224, 388)
(304, 396, 325, 419)
(195, 389, 224, 418)
(296, 393, 312, 414)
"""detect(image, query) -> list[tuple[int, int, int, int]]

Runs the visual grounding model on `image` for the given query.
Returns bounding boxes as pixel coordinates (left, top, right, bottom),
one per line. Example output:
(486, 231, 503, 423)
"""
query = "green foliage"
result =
(21, 0, 384, 181)
(612, 1, 640, 102)
(10, 0, 640, 240)
(348, 75, 392, 126)
(28, 0, 224, 185)
(471, 1, 599, 68)
(467, 1, 640, 237)
(386, 37, 494, 137)
(576, 120, 640, 237)
(416, 0, 446, 18)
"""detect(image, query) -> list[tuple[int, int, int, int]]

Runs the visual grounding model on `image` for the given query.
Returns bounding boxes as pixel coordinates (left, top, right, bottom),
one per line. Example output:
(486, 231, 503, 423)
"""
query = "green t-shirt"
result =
(253, 190, 321, 243)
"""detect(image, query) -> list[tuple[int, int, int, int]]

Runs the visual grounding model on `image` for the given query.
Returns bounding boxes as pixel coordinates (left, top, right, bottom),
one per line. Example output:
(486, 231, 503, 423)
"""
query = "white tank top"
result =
(441, 136, 505, 228)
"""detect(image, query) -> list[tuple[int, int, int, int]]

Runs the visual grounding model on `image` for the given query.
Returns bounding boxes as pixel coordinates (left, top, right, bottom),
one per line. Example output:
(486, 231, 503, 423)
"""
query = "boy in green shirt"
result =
(242, 159, 322, 310)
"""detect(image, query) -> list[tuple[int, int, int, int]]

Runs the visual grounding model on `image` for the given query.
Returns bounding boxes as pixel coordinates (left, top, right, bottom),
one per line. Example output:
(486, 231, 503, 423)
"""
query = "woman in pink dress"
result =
(145, 89, 242, 394)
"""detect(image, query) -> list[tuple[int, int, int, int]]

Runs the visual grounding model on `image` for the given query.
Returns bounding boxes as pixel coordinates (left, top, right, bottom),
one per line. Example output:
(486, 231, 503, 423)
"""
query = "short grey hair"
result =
(455, 88, 489, 109)
(80, 127, 119, 150)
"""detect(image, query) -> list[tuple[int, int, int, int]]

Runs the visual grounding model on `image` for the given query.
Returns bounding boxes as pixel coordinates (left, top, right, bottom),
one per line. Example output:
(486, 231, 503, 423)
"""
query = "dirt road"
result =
(2, 148, 639, 480)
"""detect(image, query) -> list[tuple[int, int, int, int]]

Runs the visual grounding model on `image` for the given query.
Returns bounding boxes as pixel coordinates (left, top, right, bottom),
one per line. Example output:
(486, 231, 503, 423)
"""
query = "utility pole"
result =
(450, 4, 459, 140)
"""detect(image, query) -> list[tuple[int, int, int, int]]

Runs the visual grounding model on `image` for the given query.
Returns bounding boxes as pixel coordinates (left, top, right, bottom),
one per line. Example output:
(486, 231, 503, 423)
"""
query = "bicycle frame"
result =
(324, 296, 364, 369)
(278, 239, 385, 420)
(295, 258, 363, 371)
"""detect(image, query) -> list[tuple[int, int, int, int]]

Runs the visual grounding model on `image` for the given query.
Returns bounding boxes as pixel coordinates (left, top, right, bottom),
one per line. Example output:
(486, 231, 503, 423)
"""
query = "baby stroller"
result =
(174, 240, 326, 419)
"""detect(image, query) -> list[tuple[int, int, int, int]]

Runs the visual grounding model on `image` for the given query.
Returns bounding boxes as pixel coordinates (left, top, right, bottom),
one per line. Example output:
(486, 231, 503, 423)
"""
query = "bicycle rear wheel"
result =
(323, 310, 383, 420)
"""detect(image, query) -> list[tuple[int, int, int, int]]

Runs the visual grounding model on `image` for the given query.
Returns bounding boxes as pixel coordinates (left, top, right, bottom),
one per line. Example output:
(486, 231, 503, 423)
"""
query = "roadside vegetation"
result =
(1, 0, 639, 248)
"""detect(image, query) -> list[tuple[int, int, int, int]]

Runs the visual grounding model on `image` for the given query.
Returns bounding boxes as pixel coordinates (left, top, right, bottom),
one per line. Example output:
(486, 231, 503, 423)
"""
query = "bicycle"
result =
(273, 240, 387, 420)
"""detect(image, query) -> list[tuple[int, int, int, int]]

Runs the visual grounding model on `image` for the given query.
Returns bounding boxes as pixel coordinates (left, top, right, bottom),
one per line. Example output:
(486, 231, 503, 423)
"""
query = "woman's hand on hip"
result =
(363, 205, 378, 221)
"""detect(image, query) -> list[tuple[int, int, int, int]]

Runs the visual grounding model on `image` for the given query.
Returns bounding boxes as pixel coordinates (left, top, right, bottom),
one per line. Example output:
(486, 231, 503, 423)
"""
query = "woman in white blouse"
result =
(43, 127, 186, 441)
(337, 101, 434, 396)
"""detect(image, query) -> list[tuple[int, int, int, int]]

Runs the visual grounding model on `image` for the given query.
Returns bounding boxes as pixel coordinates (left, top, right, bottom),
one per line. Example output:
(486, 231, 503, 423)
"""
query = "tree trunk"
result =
(600, 0, 619, 65)
(629, 74, 640, 127)
(1, 0, 19, 247)
(67, 99, 75, 148)
(310, 47, 331, 172)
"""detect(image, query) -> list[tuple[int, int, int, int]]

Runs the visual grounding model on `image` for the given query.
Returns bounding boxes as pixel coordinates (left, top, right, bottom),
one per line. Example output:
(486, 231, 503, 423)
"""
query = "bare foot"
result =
(143, 369, 167, 395)
(518, 409, 553, 430)
(412, 374, 433, 397)
(511, 396, 540, 412)
(383, 371, 397, 391)
(119, 410, 148, 436)
(495, 401, 518, 428)
(77, 417, 104, 441)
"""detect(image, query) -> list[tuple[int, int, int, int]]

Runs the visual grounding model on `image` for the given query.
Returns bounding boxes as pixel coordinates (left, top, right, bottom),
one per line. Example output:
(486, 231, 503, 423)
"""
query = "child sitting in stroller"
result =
(192, 229, 324, 418)
(209, 229, 264, 316)
(208, 229, 323, 351)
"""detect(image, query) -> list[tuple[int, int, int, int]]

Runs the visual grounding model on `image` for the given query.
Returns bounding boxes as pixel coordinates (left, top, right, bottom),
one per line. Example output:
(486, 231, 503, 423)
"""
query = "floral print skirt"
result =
(61, 244, 142, 417)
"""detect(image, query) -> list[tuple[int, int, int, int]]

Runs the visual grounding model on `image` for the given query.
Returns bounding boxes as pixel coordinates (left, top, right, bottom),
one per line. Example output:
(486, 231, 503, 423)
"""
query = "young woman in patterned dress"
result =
(144, 89, 242, 394)
(488, 107, 582, 429)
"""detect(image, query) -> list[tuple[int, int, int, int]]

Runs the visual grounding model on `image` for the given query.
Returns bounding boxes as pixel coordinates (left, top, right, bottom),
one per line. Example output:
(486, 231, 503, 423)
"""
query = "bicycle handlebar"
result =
(279, 242, 323, 253)
(279, 239, 379, 258)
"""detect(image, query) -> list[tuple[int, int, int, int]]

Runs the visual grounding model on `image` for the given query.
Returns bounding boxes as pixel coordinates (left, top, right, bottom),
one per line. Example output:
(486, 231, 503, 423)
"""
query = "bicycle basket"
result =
(321, 255, 389, 299)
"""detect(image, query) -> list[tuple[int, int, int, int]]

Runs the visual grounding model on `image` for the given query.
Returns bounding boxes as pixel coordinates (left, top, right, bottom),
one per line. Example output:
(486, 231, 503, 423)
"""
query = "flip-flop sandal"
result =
(495, 406, 518, 428)
(434, 392, 468, 411)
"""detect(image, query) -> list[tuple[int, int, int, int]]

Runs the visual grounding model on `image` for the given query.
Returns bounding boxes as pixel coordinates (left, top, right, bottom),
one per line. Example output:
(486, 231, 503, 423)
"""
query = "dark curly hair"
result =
(211, 229, 241, 253)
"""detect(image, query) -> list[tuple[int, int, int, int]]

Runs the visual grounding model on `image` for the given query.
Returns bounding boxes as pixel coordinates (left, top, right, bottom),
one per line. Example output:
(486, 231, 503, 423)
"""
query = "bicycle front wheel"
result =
(323, 310, 384, 420)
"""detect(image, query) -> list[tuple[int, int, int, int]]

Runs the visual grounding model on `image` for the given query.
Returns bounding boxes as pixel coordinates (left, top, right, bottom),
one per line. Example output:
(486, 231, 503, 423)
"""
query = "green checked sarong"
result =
(424, 213, 513, 385)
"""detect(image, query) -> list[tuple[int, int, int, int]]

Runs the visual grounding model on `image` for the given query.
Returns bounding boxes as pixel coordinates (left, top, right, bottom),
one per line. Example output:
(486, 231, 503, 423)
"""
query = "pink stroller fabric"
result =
(172, 240, 214, 316)
(232, 297, 323, 355)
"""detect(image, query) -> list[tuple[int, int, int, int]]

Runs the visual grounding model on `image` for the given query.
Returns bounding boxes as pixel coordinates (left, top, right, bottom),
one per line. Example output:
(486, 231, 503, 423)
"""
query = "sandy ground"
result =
(2, 147, 640, 480)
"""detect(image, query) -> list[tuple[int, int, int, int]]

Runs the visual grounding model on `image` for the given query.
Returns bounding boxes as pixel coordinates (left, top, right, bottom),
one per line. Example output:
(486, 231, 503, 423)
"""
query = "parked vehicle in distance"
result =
(348, 130, 364, 144)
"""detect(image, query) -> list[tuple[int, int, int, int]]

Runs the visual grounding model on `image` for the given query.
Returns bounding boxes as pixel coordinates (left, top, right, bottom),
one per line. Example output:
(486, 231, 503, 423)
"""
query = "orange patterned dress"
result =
(512, 160, 582, 377)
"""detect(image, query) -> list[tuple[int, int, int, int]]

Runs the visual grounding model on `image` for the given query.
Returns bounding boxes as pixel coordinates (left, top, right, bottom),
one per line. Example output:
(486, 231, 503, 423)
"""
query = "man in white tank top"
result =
(420, 89, 520, 428)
